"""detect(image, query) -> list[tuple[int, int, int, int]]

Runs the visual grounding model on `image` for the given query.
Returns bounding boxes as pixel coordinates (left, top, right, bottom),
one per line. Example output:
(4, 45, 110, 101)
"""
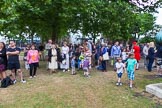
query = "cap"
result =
(133, 42, 137, 45)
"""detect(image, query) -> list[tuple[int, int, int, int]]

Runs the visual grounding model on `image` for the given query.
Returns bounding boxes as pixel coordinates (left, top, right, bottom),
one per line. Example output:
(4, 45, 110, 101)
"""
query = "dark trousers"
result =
(147, 57, 154, 72)
(101, 60, 106, 71)
(29, 63, 38, 76)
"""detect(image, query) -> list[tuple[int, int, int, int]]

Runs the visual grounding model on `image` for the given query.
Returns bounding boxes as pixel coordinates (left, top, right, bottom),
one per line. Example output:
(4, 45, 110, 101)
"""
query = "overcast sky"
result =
(155, 8, 162, 25)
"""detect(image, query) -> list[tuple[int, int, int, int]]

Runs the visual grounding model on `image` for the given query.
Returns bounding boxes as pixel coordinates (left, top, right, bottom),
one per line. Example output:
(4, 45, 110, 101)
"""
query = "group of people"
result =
(0, 39, 162, 89)
(0, 41, 26, 85)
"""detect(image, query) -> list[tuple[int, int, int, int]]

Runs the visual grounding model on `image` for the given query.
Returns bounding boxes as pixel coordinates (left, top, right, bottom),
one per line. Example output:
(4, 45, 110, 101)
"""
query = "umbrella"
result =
(156, 30, 162, 45)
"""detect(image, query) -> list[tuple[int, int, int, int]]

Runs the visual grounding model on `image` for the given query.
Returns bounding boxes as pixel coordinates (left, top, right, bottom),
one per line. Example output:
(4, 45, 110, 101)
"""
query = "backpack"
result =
(1, 76, 13, 88)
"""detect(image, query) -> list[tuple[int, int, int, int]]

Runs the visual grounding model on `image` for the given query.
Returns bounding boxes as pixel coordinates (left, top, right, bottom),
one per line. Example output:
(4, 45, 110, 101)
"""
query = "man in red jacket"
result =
(132, 42, 141, 70)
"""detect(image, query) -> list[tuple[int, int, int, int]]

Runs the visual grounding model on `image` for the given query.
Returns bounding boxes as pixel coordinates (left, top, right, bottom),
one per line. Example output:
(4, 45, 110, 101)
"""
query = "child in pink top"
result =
(27, 45, 39, 78)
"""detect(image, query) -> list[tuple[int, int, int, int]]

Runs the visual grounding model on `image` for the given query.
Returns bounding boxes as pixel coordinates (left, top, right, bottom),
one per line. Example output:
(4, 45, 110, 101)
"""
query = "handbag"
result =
(62, 60, 66, 65)
(103, 52, 109, 60)
(111, 59, 114, 66)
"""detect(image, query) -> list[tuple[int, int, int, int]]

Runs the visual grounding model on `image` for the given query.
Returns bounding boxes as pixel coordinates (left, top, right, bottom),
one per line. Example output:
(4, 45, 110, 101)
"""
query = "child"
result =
(83, 57, 90, 78)
(79, 51, 84, 69)
(125, 53, 137, 88)
(115, 57, 125, 86)
(121, 48, 128, 63)
(24, 45, 30, 70)
(71, 55, 76, 75)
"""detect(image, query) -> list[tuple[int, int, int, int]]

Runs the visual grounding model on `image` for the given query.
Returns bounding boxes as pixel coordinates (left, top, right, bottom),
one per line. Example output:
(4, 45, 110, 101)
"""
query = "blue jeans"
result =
(147, 57, 154, 72)
(144, 55, 148, 67)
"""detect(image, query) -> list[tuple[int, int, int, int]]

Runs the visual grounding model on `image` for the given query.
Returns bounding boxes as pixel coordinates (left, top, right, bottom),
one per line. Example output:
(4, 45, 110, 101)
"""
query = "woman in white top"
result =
(48, 44, 58, 73)
(60, 42, 70, 72)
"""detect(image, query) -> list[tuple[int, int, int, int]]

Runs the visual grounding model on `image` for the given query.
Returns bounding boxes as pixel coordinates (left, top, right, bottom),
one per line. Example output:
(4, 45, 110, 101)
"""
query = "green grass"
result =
(0, 61, 162, 108)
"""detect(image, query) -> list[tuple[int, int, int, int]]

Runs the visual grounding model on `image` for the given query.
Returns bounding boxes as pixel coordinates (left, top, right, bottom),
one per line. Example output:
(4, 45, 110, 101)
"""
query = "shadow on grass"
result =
(144, 75, 162, 80)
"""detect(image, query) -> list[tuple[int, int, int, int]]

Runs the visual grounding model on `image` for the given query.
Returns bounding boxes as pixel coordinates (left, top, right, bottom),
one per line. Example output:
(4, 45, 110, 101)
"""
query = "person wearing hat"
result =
(132, 41, 140, 70)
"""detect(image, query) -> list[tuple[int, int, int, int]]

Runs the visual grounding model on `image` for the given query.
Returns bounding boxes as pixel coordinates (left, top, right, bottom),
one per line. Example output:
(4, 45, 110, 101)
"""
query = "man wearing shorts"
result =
(7, 41, 26, 84)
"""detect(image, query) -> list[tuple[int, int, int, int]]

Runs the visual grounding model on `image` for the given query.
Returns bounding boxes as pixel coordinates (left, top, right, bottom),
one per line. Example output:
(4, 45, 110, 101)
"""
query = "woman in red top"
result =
(132, 42, 140, 70)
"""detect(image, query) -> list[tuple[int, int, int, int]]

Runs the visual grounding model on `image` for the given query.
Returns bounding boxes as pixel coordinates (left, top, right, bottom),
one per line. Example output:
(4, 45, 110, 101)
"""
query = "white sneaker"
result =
(116, 82, 119, 86)
(13, 79, 17, 84)
(63, 70, 65, 72)
(21, 79, 26, 83)
(33, 76, 36, 78)
(87, 75, 91, 78)
(89, 66, 92, 69)
(119, 83, 122, 86)
(29, 76, 32, 79)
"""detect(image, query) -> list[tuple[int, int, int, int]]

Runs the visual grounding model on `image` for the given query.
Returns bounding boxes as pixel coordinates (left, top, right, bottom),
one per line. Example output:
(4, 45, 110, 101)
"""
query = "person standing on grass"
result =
(143, 43, 149, 69)
(48, 44, 58, 73)
(125, 53, 137, 88)
(79, 48, 85, 69)
(38, 43, 45, 61)
(0, 42, 7, 80)
(111, 41, 121, 68)
(24, 44, 30, 70)
(84, 39, 92, 54)
(147, 42, 156, 72)
(121, 48, 128, 63)
(155, 44, 162, 76)
(60, 42, 70, 72)
(115, 57, 125, 86)
(101, 43, 108, 72)
(96, 40, 102, 66)
(45, 39, 53, 70)
(6, 41, 26, 84)
(84, 46, 92, 69)
(55, 44, 62, 70)
(83, 57, 90, 78)
(71, 55, 76, 75)
(74, 48, 81, 69)
(27, 44, 40, 78)
(132, 41, 140, 70)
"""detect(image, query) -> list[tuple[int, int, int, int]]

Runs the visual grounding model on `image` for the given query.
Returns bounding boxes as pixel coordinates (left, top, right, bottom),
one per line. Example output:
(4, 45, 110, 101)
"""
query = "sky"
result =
(131, 0, 159, 8)
(130, 0, 161, 25)
(155, 8, 162, 25)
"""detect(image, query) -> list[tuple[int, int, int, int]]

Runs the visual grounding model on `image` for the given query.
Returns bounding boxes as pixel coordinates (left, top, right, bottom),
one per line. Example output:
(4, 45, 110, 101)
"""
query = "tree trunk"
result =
(92, 34, 96, 43)
(29, 31, 34, 43)
(126, 38, 129, 45)
(31, 35, 34, 43)
(52, 29, 58, 44)
(52, 25, 58, 43)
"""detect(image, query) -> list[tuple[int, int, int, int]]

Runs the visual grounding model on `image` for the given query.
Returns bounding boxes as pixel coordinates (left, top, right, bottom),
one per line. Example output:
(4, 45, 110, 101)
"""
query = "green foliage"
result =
(0, 0, 161, 42)
(135, 13, 155, 36)
(139, 36, 155, 44)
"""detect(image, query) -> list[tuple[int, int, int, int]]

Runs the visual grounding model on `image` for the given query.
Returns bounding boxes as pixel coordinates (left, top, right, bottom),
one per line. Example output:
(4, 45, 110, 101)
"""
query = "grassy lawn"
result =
(0, 61, 162, 108)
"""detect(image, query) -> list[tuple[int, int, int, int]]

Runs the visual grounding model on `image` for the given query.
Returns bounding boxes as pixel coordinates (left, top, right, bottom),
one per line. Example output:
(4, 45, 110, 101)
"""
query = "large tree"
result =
(0, 0, 161, 43)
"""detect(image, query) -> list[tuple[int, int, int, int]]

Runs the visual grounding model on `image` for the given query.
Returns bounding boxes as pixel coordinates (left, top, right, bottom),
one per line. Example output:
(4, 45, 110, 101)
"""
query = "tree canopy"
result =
(0, 0, 161, 43)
